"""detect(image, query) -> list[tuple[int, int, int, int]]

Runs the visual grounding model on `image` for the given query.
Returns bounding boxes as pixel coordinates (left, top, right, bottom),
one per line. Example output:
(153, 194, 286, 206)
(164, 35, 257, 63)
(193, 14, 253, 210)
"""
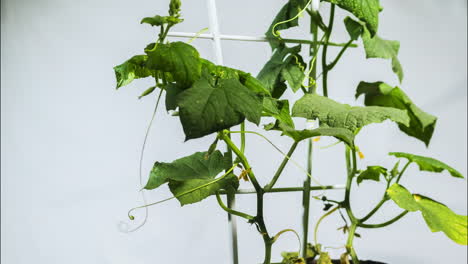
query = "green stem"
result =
(220, 131, 272, 264)
(321, 4, 335, 97)
(218, 185, 344, 195)
(358, 211, 409, 229)
(240, 122, 246, 153)
(326, 39, 353, 70)
(314, 206, 340, 245)
(396, 161, 412, 183)
(215, 192, 255, 220)
(264, 142, 299, 191)
(302, 139, 313, 258)
(359, 195, 389, 223)
(344, 147, 358, 223)
(265, 38, 358, 47)
(346, 223, 360, 264)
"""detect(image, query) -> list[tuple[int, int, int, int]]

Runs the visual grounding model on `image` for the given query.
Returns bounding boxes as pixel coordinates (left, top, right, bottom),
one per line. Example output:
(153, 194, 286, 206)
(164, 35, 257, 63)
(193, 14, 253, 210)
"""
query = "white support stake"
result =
(206, 1, 238, 264)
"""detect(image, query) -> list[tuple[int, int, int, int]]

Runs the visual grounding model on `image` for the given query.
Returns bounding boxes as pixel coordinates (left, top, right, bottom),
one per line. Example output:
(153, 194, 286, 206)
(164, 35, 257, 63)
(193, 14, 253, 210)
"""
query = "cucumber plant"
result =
(114, 0, 467, 263)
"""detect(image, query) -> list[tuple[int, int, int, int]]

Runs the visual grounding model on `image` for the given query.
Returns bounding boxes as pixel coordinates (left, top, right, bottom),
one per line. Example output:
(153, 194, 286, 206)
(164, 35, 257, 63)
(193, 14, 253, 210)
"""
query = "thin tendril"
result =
(127, 164, 238, 219)
(271, 0, 313, 38)
(227, 130, 326, 188)
(119, 89, 164, 233)
(188, 27, 209, 43)
(272, 229, 302, 256)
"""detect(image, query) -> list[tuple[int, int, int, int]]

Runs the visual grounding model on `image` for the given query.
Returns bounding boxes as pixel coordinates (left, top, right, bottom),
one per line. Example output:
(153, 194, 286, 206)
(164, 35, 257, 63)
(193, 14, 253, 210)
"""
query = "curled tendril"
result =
(271, 0, 313, 38)
(272, 229, 302, 256)
(188, 27, 209, 43)
(127, 163, 238, 220)
(227, 130, 327, 189)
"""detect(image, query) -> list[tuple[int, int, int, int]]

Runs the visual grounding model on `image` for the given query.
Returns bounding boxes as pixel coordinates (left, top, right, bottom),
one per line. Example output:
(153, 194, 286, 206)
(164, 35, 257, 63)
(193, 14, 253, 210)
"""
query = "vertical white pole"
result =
(206, 1, 238, 264)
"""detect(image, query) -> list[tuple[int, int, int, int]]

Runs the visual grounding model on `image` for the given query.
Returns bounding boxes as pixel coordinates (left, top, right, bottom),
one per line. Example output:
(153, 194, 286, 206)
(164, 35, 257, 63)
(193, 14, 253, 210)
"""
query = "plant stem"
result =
(344, 147, 358, 223)
(240, 122, 246, 153)
(327, 39, 353, 70)
(314, 206, 340, 245)
(321, 4, 335, 97)
(396, 161, 412, 183)
(216, 192, 255, 220)
(266, 38, 358, 47)
(218, 185, 344, 195)
(265, 142, 298, 191)
(346, 223, 360, 264)
(358, 211, 409, 229)
(359, 179, 391, 223)
(220, 131, 272, 264)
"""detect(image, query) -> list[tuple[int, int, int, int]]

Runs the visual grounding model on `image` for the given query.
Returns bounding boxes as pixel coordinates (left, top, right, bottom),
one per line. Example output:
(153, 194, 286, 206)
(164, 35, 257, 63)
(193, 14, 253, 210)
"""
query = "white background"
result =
(2, 0, 467, 263)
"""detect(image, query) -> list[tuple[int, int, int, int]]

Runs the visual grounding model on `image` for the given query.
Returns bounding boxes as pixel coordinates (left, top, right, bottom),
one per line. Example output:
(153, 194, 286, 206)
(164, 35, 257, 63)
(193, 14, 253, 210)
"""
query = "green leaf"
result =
(114, 55, 153, 89)
(201, 59, 271, 96)
(169, 173, 239, 205)
(164, 83, 183, 111)
(389, 152, 464, 179)
(257, 44, 306, 97)
(387, 184, 468, 245)
(140, 15, 168, 26)
(356, 81, 437, 146)
(265, 0, 309, 49)
(357, 166, 387, 184)
(317, 252, 333, 264)
(344, 17, 403, 82)
(262, 97, 295, 129)
(326, 0, 381, 36)
(292, 94, 410, 132)
(138, 86, 157, 99)
(145, 42, 202, 88)
(144, 151, 226, 190)
(283, 126, 355, 146)
(177, 77, 263, 140)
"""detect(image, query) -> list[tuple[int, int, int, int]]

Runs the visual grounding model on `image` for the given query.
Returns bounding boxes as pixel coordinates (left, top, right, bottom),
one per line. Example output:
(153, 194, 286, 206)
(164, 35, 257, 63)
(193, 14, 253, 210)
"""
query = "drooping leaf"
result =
(326, 0, 381, 36)
(140, 15, 168, 26)
(145, 41, 202, 88)
(387, 184, 468, 245)
(344, 17, 403, 82)
(282, 126, 355, 146)
(144, 151, 226, 190)
(114, 55, 153, 89)
(389, 152, 464, 179)
(265, 0, 309, 49)
(356, 81, 437, 146)
(357, 166, 387, 184)
(292, 94, 410, 132)
(169, 173, 239, 205)
(257, 44, 306, 97)
(177, 77, 262, 140)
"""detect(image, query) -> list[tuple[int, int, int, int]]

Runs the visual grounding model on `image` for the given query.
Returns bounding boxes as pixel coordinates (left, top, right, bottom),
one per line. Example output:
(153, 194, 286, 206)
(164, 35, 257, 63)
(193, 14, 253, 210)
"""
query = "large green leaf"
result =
(326, 0, 381, 36)
(387, 184, 468, 245)
(144, 151, 226, 190)
(389, 152, 464, 179)
(356, 81, 437, 146)
(169, 173, 239, 206)
(114, 55, 153, 89)
(357, 165, 387, 184)
(257, 44, 306, 97)
(265, 0, 309, 49)
(344, 17, 403, 82)
(177, 77, 263, 140)
(262, 97, 295, 129)
(145, 41, 202, 88)
(292, 94, 410, 132)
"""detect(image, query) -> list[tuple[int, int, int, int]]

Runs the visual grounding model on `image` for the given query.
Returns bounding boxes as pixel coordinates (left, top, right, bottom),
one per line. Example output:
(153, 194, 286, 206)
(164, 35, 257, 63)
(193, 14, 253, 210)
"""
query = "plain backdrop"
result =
(1, 0, 467, 263)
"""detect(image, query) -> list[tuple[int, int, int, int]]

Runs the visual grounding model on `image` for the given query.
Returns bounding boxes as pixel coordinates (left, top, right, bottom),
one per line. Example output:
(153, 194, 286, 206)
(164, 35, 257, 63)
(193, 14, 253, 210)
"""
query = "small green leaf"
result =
(356, 81, 437, 146)
(390, 160, 400, 178)
(140, 15, 168, 26)
(344, 17, 403, 82)
(265, 0, 309, 49)
(169, 173, 239, 205)
(138, 86, 157, 99)
(144, 151, 226, 190)
(389, 152, 464, 179)
(357, 166, 387, 184)
(114, 55, 153, 89)
(177, 77, 262, 140)
(387, 184, 468, 245)
(326, 0, 381, 36)
(292, 94, 410, 133)
(257, 44, 306, 97)
(145, 42, 202, 88)
(262, 98, 295, 129)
